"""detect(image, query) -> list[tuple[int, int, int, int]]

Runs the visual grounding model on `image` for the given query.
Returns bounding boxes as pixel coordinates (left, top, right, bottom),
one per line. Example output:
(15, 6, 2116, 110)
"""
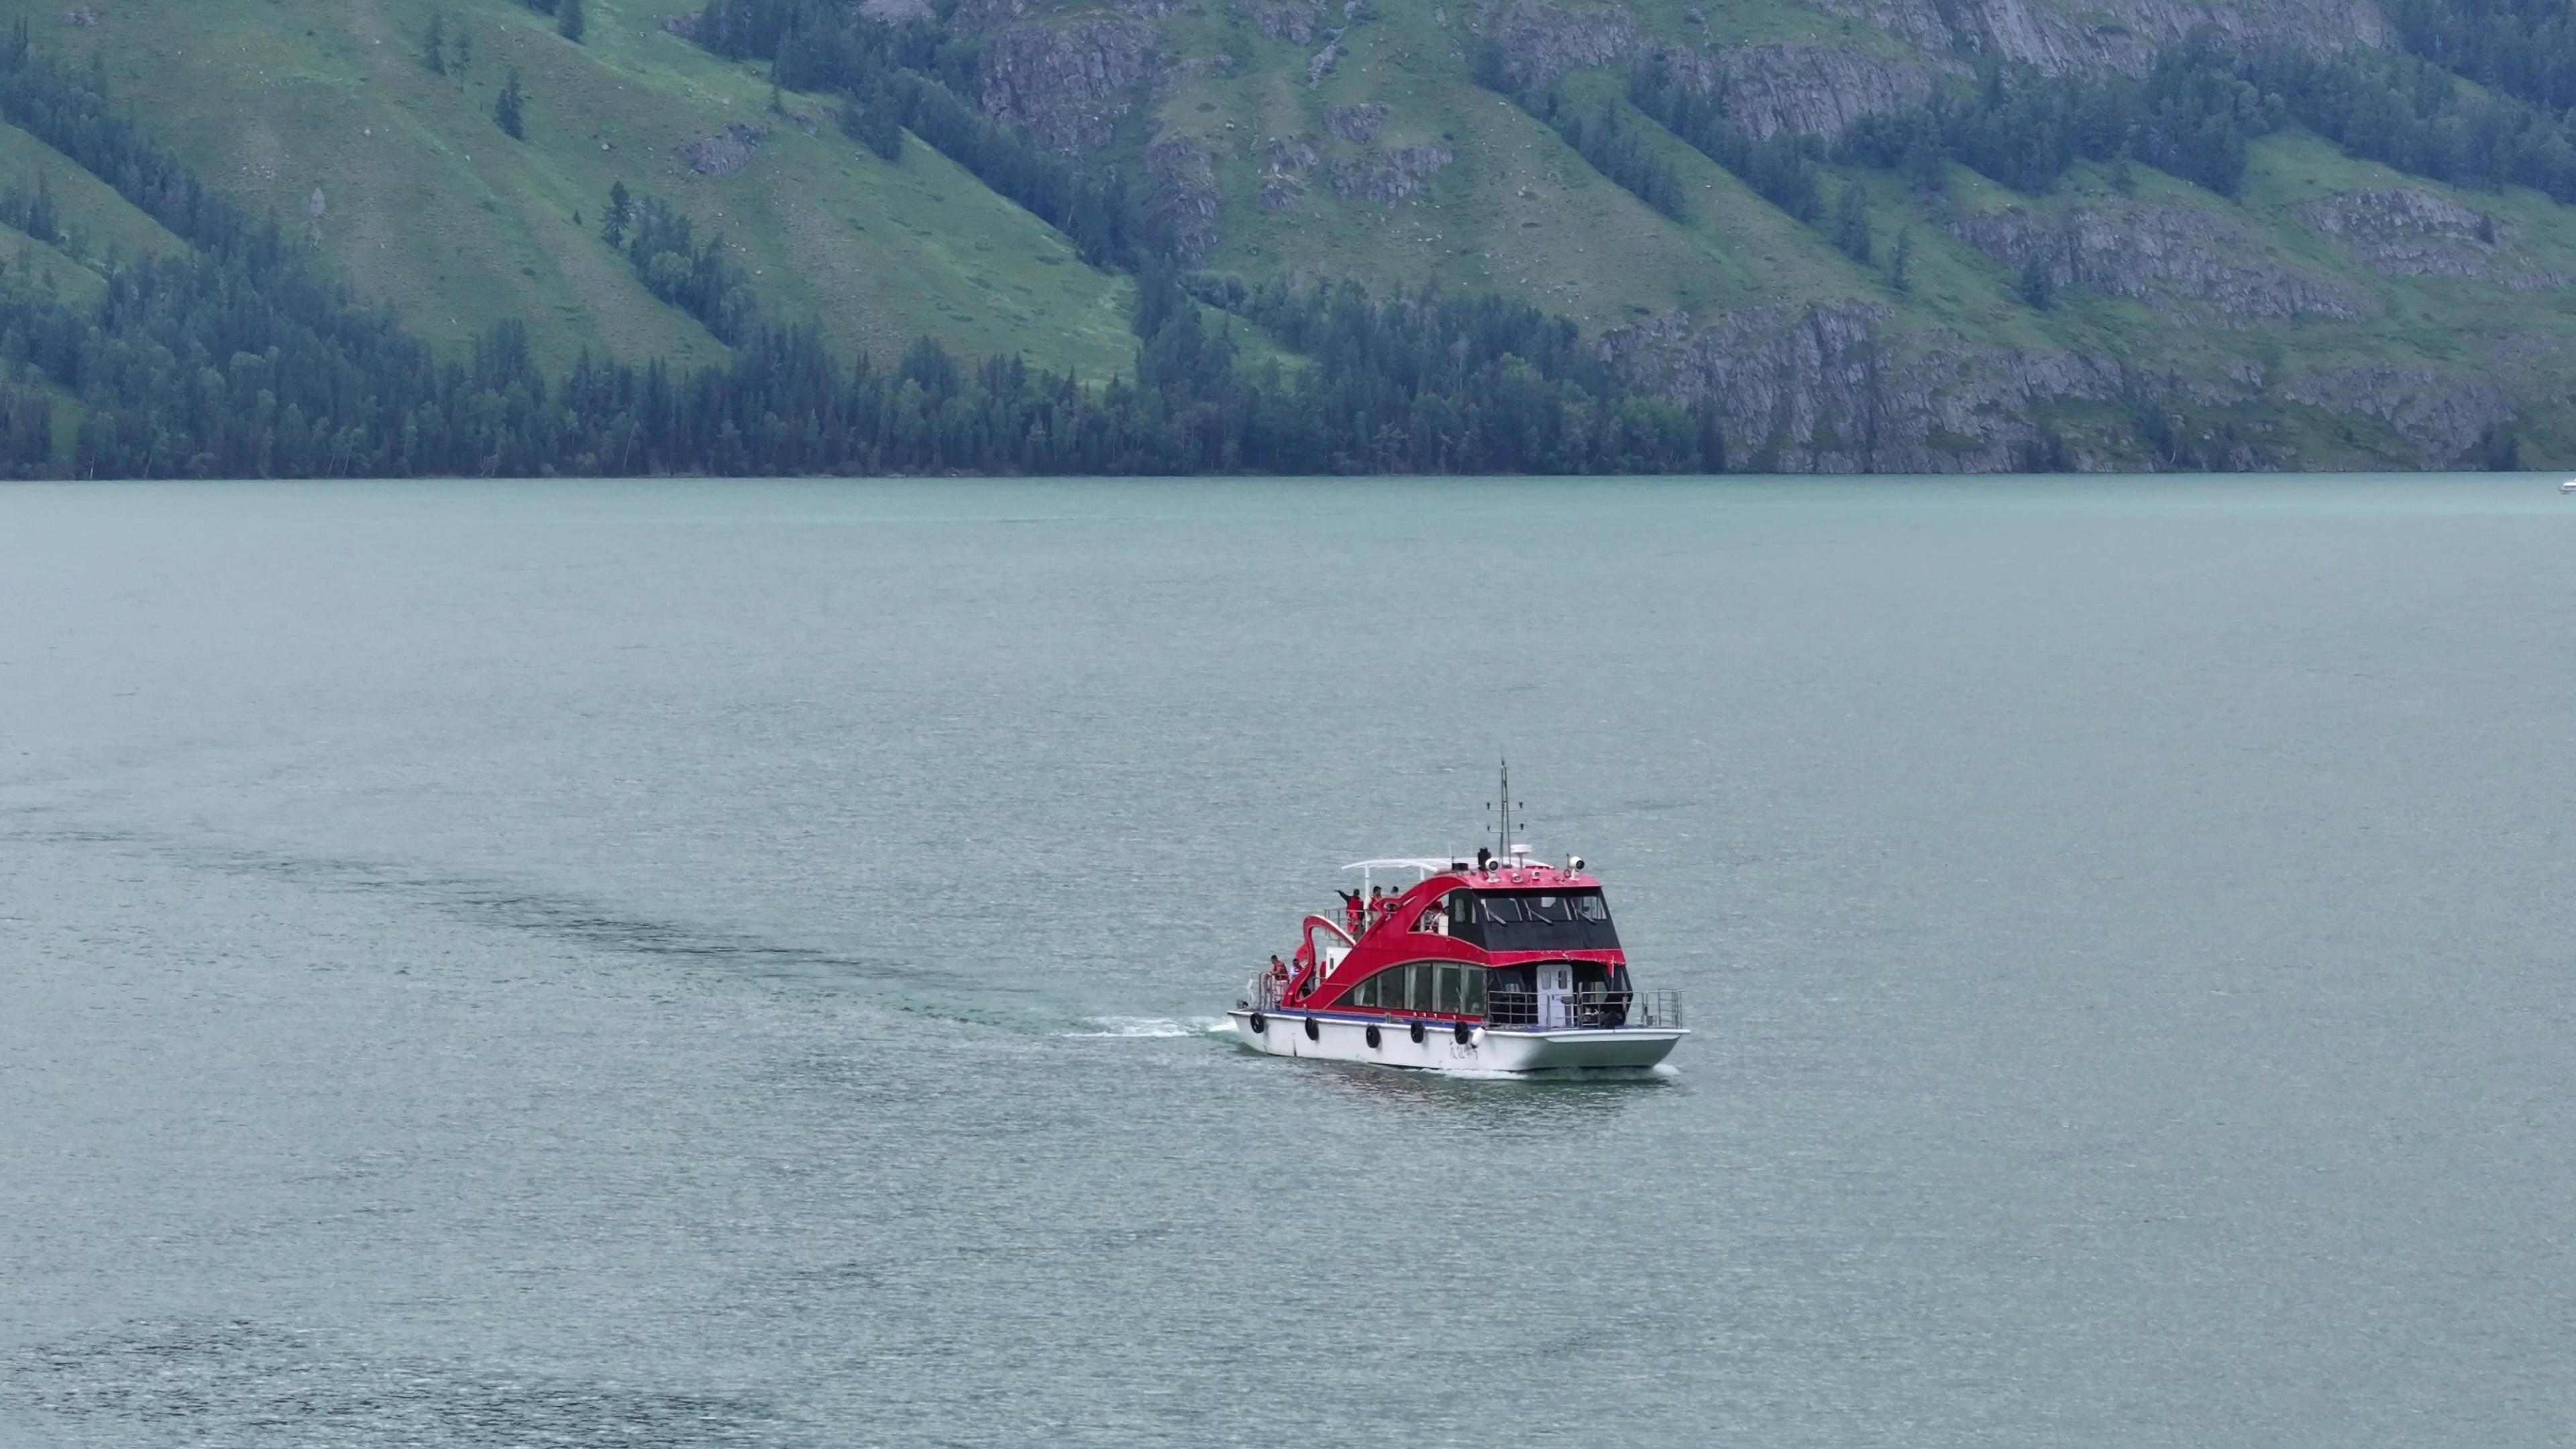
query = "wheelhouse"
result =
(1258, 856, 1664, 1030)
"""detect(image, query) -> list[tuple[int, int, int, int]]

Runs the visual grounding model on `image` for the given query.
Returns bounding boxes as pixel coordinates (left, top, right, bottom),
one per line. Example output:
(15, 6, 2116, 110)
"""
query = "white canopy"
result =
(1341, 857, 1460, 875)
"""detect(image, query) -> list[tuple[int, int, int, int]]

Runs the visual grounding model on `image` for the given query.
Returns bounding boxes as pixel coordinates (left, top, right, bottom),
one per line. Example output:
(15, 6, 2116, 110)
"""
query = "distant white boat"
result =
(2563, 478, 2576, 494)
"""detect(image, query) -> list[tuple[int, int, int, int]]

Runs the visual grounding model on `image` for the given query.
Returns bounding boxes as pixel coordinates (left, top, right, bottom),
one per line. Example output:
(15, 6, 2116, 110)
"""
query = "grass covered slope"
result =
(6, 0, 2576, 468)
(3, 0, 1137, 378)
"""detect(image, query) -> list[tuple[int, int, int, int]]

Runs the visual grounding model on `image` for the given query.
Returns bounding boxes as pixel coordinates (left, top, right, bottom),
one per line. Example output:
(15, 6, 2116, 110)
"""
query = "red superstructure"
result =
(1260, 850, 1644, 1033)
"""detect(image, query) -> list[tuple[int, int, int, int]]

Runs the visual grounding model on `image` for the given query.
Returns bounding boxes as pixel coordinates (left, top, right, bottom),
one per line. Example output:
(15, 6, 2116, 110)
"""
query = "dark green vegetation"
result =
(4, 0, 2576, 473)
(0, 32, 1723, 475)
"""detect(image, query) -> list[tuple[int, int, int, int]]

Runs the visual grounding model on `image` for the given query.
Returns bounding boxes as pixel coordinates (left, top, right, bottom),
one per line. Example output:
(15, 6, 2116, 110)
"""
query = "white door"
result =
(1537, 963, 1574, 1029)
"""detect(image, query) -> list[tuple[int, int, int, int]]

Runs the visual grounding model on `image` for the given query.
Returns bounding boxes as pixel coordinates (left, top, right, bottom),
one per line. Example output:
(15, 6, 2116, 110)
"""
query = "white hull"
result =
(1226, 1009, 1684, 1073)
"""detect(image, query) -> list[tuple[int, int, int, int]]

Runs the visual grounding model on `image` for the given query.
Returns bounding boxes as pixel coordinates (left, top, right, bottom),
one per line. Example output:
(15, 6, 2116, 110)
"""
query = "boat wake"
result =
(1417, 1061, 1682, 1083)
(1061, 1015, 1234, 1038)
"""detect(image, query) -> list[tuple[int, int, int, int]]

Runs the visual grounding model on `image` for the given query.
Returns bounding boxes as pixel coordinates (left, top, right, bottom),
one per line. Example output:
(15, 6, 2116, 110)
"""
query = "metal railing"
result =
(1483, 987, 1682, 1030)
(1242, 972, 1287, 1011)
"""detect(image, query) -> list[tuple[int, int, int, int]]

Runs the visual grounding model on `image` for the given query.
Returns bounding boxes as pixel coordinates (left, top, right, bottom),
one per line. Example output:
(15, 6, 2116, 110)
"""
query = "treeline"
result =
(2240, 43, 2576, 202)
(2390, 0, 2576, 114)
(692, 0, 1160, 267)
(0, 30, 1731, 478)
(1473, 47, 1688, 222)
(1836, 40, 2277, 197)
(1624, 69, 1879, 264)
(1627, 68, 1823, 221)
(0, 171, 58, 243)
(1820, 31, 2576, 204)
(0, 254, 1729, 476)
(600, 186, 761, 343)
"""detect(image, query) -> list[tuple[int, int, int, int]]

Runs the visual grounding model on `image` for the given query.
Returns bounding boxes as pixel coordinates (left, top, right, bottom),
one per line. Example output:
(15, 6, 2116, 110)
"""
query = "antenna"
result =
(1497, 757, 1510, 861)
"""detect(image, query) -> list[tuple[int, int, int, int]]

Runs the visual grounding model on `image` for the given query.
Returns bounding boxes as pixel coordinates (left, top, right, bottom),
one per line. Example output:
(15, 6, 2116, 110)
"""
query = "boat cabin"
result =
(1269, 855, 1639, 1030)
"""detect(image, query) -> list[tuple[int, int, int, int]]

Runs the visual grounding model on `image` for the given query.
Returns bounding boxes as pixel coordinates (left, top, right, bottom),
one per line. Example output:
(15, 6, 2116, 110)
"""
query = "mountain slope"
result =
(15, 0, 1138, 378)
(4, 0, 2576, 469)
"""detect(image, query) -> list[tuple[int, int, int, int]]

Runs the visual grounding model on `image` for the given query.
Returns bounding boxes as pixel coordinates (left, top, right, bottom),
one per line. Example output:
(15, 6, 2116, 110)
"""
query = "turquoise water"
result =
(3, 476, 2571, 1445)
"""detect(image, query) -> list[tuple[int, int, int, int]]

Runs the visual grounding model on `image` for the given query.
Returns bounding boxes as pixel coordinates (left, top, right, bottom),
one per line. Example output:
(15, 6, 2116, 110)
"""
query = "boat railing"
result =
(1242, 971, 1287, 1011)
(1483, 987, 1681, 1031)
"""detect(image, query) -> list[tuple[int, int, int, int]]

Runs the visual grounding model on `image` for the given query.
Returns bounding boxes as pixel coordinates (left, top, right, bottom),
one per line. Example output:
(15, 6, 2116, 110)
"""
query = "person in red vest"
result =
(1338, 888, 1364, 938)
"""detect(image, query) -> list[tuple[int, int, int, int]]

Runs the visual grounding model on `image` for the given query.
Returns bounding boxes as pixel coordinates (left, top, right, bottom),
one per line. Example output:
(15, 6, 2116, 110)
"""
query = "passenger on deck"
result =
(1338, 888, 1364, 937)
(1366, 885, 1387, 930)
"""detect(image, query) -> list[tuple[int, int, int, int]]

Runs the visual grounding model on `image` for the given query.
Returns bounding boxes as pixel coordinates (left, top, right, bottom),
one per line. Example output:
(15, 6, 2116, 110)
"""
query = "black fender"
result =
(1303, 1016, 1320, 1041)
(1454, 1020, 1474, 1044)
(1408, 1020, 1426, 1044)
(1248, 1012, 1266, 1034)
(1364, 1024, 1381, 1049)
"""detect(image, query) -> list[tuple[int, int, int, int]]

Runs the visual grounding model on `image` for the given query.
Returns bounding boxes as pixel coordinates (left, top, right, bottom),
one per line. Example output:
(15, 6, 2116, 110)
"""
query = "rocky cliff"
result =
(1651, 42, 1946, 139)
(1800, 0, 2390, 74)
(2294, 189, 2567, 291)
(1948, 203, 2373, 321)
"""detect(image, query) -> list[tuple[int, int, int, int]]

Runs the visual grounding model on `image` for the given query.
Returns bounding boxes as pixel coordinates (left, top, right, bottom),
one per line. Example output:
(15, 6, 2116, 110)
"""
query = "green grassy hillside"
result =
(5, 0, 2576, 469)
(3, 0, 1137, 377)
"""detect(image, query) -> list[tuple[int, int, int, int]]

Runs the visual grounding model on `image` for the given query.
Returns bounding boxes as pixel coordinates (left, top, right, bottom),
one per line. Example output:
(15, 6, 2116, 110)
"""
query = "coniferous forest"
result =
(9, 0, 2576, 476)
(0, 25, 1725, 478)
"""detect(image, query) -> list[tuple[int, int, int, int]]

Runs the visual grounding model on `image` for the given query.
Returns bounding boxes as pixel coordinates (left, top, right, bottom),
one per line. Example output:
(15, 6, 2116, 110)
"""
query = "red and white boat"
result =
(1229, 782, 1686, 1074)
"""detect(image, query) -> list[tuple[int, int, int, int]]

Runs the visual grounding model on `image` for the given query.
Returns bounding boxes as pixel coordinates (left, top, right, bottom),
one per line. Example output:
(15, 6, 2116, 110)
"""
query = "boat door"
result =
(1536, 962, 1575, 1029)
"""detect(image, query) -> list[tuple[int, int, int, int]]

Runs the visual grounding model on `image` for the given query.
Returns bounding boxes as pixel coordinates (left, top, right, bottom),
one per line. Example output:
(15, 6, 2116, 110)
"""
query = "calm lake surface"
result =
(3, 476, 2571, 1446)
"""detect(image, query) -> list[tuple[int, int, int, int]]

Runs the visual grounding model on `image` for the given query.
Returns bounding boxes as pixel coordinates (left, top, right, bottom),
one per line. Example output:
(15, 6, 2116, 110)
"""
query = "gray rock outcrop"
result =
(1949, 203, 2373, 320)
(975, 17, 1159, 150)
(1603, 302, 2131, 471)
(1260, 134, 1323, 208)
(1328, 103, 1389, 143)
(1478, 0, 1642, 87)
(2293, 188, 2566, 291)
(680, 123, 771, 176)
(2283, 366, 2516, 468)
(1246, 0, 1324, 42)
(1796, 0, 2390, 74)
(1147, 137, 1222, 261)
(1326, 145, 1455, 203)
(1650, 40, 1947, 138)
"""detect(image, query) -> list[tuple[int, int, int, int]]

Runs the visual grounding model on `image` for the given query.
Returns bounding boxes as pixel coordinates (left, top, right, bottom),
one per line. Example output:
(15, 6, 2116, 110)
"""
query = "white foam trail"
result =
(1061, 1015, 1231, 1038)
(1431, 1062, 1680, 1081)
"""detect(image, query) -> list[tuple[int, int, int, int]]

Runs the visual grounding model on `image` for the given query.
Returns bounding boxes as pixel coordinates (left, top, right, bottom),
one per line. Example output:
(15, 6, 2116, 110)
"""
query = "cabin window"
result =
(1346, 961, 1488, 1015)
(1446, 889, 1621, 951)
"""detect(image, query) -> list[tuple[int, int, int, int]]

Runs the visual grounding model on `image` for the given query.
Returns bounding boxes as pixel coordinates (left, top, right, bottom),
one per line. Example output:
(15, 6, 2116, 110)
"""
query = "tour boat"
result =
(1228, 774, 1686, 1074)
(2561, 477, 2575, 494)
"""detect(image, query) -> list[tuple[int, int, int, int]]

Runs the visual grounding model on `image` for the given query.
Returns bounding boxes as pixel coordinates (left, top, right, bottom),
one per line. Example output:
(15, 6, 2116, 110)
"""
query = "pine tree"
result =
(423, 13, 447, 74)
(557, 0, 586, 43)
(454, 28, 472, 74)
(1890, 227, 1913, 294)
(1833, 180, 1873, 264)
(494, 69, 527, 139)
(2017, 250, 2053, 310)
(602, 181, 633, 246)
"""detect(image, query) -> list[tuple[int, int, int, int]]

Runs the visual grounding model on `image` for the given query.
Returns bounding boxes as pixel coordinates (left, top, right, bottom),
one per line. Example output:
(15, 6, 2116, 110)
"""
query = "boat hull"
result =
(1226, 1009, 1684, 1073)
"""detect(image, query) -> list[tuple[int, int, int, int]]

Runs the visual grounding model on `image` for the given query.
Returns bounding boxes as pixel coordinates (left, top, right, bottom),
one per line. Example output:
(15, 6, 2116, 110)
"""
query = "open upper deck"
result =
(1332, 854, 1620, 956)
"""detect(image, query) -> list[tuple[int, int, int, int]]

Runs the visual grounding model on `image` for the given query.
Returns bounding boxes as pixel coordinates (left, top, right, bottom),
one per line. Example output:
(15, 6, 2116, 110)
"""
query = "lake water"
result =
(2, 476, 2571, 1446)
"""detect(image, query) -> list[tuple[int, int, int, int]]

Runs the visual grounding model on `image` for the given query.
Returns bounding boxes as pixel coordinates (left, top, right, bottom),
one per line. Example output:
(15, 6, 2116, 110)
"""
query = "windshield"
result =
(1447, 889, 1620, 952)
